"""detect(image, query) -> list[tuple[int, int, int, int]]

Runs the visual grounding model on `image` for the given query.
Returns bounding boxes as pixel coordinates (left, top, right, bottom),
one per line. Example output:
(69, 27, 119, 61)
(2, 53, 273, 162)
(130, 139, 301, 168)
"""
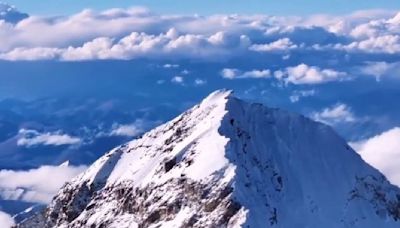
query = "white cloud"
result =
(311, 103, 356, 125)
(0, 47, 61, 61)
(0, 211, 14, 228)
(163, 63, 179, 68)
(221, 68, 238, 79)
(110, 124, 143, 137)
(361, 61, 393, 81)
(61, 37, 115, 61)
(340, 35, 400, 54)
(0, 7, 155, 52)
(289, 89, 316, 103)
(194, 78, 207, 86)
(98, 119, 158, 138)
(350, 21, 381, 39)
(350, 127, 400, 186)
(360, 61, 400, 81)
(221, 68, 271, 79)
(0, 29, 250, 61)
(0, 6, 397, 62)
(0, 165, 86, 204)
(181, 69, 190, 75)
(249, 38, 297, 52)
(171, 75, 184, 84)
(276, 64, 349, 85)
(17, 129, 81, 147)
(330, 13, 400, 54)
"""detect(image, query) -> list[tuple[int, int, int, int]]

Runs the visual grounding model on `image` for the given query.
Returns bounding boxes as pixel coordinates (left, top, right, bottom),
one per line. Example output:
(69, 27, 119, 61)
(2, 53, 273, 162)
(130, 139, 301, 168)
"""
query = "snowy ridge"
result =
(0, 2, 28, 23)
(18, 90, 400, 227)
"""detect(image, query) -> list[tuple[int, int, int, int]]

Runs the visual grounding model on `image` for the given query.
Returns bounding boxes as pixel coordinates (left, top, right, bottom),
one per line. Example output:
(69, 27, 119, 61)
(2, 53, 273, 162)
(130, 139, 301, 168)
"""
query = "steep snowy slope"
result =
(18, 90, 400, 227)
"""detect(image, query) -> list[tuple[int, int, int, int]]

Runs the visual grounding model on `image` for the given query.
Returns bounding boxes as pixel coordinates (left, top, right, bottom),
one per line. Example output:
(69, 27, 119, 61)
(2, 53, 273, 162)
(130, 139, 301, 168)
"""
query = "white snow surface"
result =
(20, 90, 400, 227)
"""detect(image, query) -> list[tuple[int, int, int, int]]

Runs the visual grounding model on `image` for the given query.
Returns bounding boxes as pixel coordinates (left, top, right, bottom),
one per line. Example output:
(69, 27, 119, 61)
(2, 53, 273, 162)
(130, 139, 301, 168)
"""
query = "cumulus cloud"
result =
(249, 38, 298, 52)
(0, 7, 156, 52)
(171, 75, 184, 84)
(0, 164, 86, 204)
(311, 103, 356, 125)
(108, 119, 158, 137)
(350, 127, 400, 186)
(17, 129, 81, 147)
(0, 6, 396, 62)
(339, 35, 400, 54)
(275, 64, 349, 85)
(0, 211, 14, 228)
(0, 29, 251, 61)
(221, 68, 271, 79)
(110, 124, 143, 137)
(0, 47, 61, 61)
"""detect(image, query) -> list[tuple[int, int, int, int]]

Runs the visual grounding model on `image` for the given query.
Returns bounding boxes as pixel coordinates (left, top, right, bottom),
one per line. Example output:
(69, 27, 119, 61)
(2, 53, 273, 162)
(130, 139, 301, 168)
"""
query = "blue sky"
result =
(5, 0, 400, 15)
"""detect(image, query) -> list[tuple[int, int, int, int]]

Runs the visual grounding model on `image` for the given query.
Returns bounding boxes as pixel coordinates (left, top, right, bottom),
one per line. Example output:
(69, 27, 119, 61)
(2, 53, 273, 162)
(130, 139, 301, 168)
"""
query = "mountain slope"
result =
(18, 90, 400, 227)
(0, 3, 28, 24)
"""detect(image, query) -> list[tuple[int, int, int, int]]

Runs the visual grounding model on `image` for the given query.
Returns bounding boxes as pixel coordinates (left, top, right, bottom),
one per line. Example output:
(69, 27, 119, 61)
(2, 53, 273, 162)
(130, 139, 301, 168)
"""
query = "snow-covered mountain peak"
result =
(18, 90, 400, 228)
(0, 2, 28, 23)
(0, 2, 14, 11)
(199, 89, 233, 106)
(388, 12, 400, 24)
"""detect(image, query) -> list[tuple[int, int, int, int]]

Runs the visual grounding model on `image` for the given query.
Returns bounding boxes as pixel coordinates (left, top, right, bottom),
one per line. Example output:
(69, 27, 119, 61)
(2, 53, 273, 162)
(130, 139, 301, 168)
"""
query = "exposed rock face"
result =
(18, 90, 400, 227)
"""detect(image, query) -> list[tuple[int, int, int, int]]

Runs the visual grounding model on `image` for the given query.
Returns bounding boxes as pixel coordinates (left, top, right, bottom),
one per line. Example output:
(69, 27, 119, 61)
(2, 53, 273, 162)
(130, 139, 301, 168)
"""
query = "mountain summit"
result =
(18, 90, 400, 227)
(0, 3, 28, 23)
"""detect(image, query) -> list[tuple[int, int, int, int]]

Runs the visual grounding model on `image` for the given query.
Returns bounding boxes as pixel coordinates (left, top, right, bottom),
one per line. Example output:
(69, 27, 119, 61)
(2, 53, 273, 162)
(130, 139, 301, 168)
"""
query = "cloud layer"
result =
(0, 7, 397, 65)
(109, 120, 148, 137)
(17, 129, 81, 147)
(351, 127, 400, 186)
(0, 6, 398, 92)
(0, 211, 14, 228)
(0, 164, 86, 204)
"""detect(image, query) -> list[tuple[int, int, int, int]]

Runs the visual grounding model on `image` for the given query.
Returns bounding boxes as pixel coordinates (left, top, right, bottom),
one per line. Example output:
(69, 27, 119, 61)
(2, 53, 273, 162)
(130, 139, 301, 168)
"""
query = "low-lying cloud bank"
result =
(0, 6, 398, 63)
(17, 129, 81, 147)
(0, 5, 398, 90)
(351, 127, 400, 186)
(0, 164, 87, 204)
(0, 211, 14, 228)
